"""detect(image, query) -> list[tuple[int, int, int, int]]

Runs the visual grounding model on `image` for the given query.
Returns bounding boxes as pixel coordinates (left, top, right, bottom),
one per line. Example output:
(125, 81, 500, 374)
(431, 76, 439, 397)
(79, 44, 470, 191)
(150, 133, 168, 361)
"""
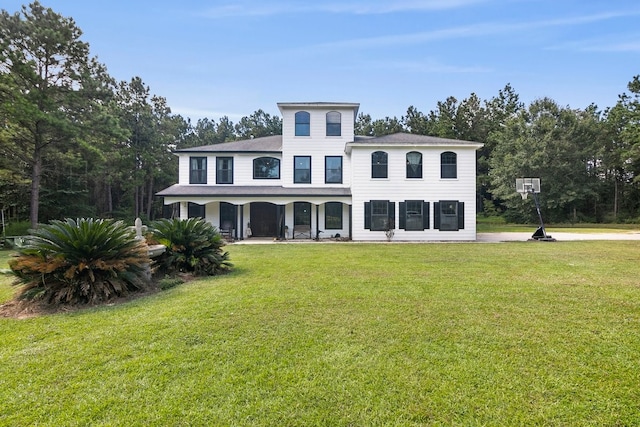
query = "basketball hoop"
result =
(515, 177, 555, 241)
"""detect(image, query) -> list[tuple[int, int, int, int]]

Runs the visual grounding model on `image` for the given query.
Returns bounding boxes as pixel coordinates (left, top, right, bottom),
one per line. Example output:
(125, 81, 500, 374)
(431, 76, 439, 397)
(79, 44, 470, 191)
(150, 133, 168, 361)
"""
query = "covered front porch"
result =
(157, 185, 352, 241)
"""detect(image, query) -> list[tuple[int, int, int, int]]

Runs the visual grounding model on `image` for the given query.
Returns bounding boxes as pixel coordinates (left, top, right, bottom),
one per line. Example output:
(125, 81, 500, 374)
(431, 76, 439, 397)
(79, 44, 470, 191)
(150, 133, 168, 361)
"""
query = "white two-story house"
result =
(157, 102, 483, 241)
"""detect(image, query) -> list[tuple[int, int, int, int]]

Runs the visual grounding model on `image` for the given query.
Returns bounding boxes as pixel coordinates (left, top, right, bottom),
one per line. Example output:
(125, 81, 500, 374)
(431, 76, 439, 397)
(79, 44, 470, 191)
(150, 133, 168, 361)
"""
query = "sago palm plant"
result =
(150, 217, 232, 276)
(9, 218, 151, 305)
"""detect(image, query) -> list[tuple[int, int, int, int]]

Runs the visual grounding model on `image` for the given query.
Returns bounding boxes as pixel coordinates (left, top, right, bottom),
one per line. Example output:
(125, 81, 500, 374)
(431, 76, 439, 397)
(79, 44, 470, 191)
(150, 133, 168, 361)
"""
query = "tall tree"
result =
(489, 98, 598, 222)
(234, 109, 282, 139)
(0, 2, 111, 227)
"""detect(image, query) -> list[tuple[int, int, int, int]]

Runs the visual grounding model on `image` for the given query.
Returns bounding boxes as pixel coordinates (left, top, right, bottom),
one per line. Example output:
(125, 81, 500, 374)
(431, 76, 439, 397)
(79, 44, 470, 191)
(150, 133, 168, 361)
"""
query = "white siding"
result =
(350, 146, 477, 241)
(280, 106, 354, 188)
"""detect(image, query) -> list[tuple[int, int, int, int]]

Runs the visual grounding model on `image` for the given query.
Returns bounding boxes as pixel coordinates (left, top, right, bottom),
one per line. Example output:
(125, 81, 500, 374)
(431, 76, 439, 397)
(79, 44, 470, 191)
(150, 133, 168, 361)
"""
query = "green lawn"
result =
(1, 242, 639, 426)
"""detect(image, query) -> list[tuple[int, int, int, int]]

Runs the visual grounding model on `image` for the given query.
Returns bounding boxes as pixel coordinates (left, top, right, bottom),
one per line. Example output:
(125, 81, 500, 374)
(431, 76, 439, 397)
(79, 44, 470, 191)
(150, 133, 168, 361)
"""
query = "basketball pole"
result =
(530, 189, 551, 240)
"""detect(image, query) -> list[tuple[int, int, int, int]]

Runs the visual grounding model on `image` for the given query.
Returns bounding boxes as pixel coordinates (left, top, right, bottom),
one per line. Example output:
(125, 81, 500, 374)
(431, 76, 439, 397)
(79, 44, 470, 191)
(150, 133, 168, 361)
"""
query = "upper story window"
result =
(294, 156, 311, 183)
(253, 157, 280, 179)
(441, 151, 457, 179)
(295, 111, 310, 136)
(325, 156, 342, 184)
(216, 157, 233, 184)
(371, 151, 388, 179)
(406, 152, 422, 179)
(189, 157, 207, 184)
(326, 111, 341, 136)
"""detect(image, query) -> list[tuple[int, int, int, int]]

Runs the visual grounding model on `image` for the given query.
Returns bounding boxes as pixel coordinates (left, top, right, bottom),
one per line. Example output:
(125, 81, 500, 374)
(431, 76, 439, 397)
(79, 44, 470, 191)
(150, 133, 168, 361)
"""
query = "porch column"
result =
(315, 204, 320, 240)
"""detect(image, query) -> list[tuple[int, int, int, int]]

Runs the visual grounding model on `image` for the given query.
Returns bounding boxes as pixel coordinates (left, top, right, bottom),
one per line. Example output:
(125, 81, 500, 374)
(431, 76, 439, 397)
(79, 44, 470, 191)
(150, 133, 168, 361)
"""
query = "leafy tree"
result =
(234, 109, 282, 139)
(355, 113, 374, 136)
(425, 96, 458, 138)
(489, 98, 599, 222)
(0, 2, 113, 227)
(402, 106, 429, 134)
(115, 77, 184, 220)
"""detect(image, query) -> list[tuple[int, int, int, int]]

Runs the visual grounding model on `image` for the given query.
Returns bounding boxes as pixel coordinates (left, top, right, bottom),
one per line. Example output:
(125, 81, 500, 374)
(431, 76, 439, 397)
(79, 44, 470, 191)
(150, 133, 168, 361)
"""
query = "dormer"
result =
(277, 102, 359, 144)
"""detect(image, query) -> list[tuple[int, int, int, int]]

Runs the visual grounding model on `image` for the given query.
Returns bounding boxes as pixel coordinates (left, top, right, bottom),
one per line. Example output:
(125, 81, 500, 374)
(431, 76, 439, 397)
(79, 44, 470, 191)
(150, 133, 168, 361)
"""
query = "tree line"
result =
(1, 2, 639, 228)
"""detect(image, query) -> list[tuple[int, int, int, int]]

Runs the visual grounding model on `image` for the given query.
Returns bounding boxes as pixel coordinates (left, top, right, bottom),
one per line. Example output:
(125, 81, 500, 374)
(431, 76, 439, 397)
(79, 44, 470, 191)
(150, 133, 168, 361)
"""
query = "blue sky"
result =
(4, 0, 640, 122)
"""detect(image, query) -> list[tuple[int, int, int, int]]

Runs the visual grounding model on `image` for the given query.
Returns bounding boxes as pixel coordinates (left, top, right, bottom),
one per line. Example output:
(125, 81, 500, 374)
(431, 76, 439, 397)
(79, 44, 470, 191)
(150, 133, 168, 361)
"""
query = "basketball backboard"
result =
(516, 178, 541, 198)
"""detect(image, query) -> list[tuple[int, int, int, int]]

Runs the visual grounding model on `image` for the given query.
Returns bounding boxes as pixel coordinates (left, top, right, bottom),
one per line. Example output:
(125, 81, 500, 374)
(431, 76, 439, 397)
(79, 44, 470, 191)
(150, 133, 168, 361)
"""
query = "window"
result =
(364, 200, 395, 231)
(325, 156, 342, 184)
(326, 111, 341, 136)
(294, 156, 311, 183)
(295, 111, 310, 136)
(434, 201, 465, 231)
(189, 157, 207, 184)
(325, 202, 343, 229)
(216, 157, 233, 184)
(220, 202, 236, 237)
(371, 151, 388, 179)
(399, 200, 429, 230)
(253, 157, 280, 179)
(406, 151, 422, 179)
(441, 151, 457, 179)
(294, 202, 311, 226)
(187, 202, 205, 218)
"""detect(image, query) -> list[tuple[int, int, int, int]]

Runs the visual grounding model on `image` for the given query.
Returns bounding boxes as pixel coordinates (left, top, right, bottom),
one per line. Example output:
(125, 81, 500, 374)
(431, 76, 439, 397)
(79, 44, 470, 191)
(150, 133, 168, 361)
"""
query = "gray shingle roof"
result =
(351, 132, 481, 146)
(175, 135, 282, 153)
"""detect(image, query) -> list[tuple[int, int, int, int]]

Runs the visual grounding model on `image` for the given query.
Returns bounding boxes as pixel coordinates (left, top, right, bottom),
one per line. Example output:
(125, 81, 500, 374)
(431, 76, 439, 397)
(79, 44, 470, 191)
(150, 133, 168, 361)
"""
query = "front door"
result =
(250, 202, 277, 237)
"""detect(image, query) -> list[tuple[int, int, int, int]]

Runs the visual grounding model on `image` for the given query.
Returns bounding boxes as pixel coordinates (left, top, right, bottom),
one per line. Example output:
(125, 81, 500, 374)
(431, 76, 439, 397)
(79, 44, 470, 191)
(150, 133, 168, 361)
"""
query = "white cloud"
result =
(199, 0, 488, 18)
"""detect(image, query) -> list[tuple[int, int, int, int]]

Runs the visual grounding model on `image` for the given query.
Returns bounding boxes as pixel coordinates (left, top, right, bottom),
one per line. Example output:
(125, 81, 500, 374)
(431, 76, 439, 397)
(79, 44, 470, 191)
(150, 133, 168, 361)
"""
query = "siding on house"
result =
(158, 102, 483, 241)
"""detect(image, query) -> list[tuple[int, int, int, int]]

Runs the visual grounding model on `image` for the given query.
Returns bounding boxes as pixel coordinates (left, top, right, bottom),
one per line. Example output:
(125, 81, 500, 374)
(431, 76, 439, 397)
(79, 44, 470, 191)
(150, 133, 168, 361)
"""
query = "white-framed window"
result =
(406, 151, 422, 179)
(441, 152, 457, 179)
(326, 111, 341, 136)
(371, 151, 388, 179)
(325, 156, 342, 184)
(216, 157, 233, 184)
(295, 111, 310, 136)
(189, 157, 207, 184)
(294, 156, 311, 183)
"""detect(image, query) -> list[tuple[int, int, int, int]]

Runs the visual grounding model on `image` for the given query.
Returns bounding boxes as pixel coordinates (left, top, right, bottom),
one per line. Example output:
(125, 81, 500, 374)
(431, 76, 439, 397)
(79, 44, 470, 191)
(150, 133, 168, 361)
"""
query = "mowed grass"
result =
(1, 242, 639, 426)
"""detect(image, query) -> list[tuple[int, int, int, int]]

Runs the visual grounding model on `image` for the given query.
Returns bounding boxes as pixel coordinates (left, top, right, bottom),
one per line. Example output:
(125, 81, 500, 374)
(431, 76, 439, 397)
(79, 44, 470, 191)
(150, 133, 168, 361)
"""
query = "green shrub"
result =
(157, 276, 185, 290)
(4, 220, 31, 236)
(150, 217, 232, 276)
(9, 218, 151, 305)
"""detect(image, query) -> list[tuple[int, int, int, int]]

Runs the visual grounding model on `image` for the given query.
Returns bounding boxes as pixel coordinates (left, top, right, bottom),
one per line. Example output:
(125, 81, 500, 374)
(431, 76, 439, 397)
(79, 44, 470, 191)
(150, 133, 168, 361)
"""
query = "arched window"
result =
(253, 157, 280, 179)
(295, 111, 310, 136)
(326, 111, 341, 136)
(406, 151, 422, 179)
(441, 151, 457, 179)
(371, 151, 388, 179)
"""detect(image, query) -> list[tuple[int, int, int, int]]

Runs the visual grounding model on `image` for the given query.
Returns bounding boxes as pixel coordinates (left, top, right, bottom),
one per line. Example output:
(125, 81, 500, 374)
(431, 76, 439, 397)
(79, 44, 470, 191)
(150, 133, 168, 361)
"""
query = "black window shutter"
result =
(364, 202, 371, 229)
(399, 202, 406, 229)
(388, 201, 395, 229)
(423, 201, 430, 229)
(434, 202, 440, 229)
(458, 202, 465, 230)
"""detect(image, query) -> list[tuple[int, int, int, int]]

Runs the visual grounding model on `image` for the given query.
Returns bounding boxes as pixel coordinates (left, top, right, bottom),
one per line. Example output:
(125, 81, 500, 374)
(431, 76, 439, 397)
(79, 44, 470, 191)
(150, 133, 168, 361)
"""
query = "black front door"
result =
(250, 202, 277, 237)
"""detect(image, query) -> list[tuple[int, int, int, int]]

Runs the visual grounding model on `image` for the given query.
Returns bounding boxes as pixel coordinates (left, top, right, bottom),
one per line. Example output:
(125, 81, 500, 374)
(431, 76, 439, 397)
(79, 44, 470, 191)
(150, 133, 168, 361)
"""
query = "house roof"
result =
(173, 132, 482, 155)
(174, 135, 282, 154)
(350, 132, 483, 147)
(157, 185, 351, 198)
